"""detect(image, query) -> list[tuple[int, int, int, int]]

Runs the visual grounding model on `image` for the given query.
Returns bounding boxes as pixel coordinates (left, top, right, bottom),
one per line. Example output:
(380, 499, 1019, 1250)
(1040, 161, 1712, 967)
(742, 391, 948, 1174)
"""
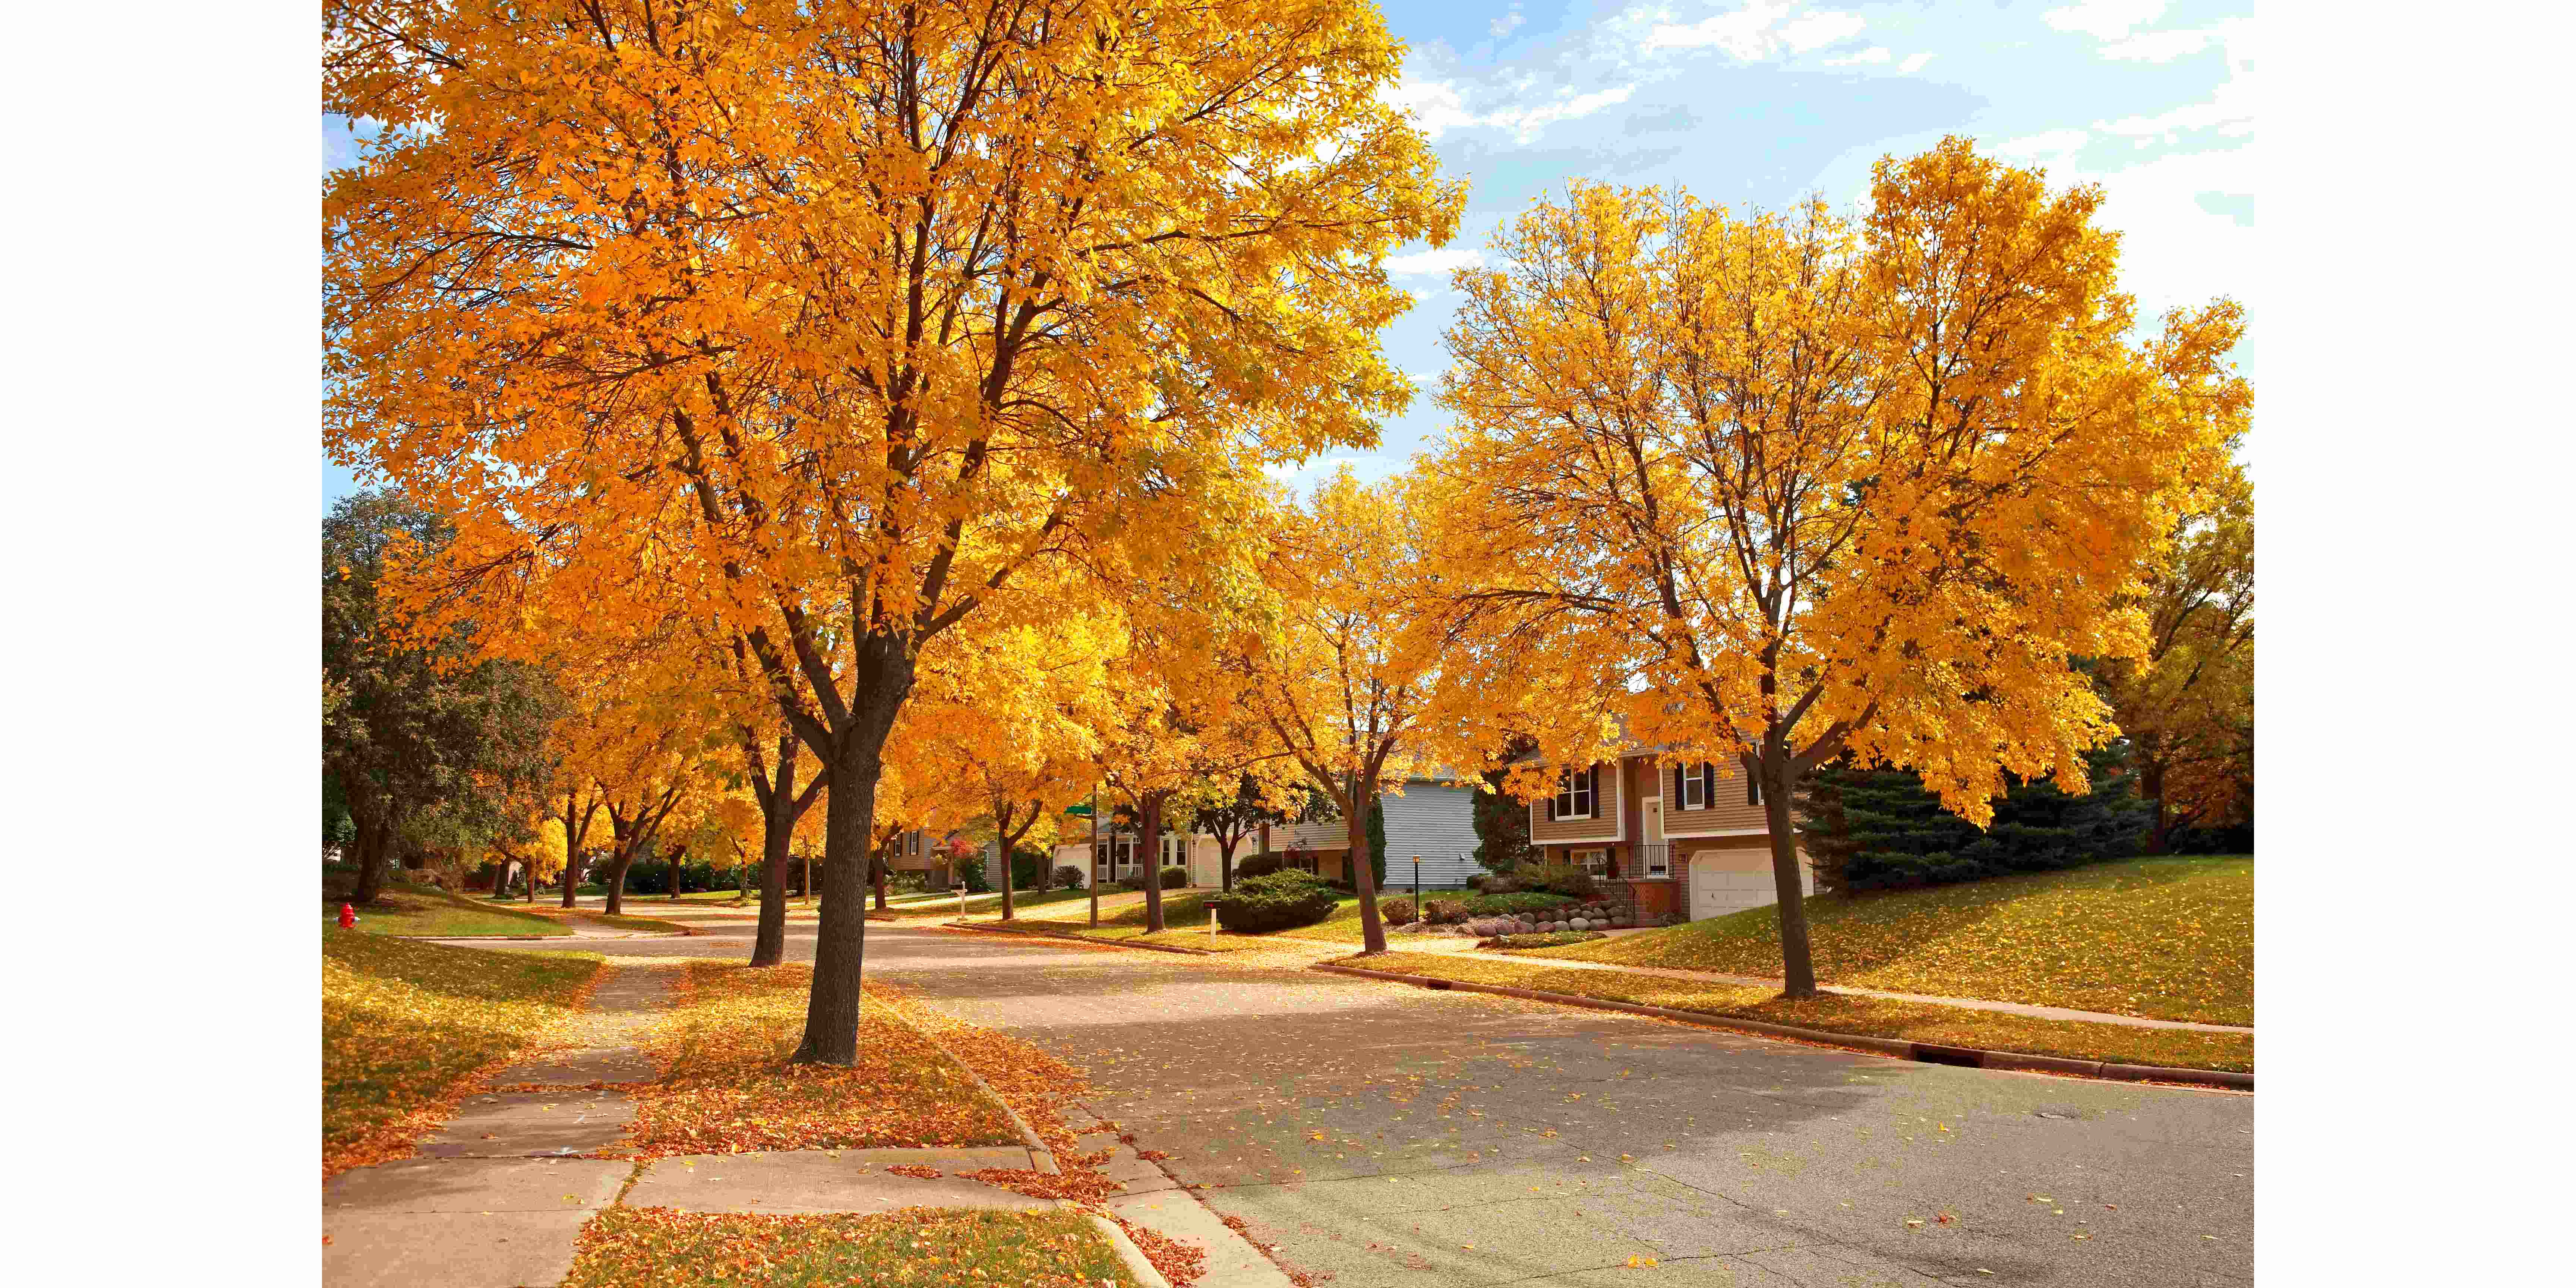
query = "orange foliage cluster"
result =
(1112, 1214, 1210, 1287)
(620, 964, 1017, 1157)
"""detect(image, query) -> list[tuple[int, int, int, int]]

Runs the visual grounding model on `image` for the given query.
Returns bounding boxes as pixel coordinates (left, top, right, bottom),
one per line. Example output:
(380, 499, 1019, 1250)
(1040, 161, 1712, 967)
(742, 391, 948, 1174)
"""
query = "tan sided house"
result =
(1527, 749, 1813, 924)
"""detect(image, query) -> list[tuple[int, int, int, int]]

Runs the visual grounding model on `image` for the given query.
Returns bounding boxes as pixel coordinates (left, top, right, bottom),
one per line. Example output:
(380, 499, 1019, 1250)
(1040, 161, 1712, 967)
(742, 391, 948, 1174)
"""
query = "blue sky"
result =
(322, 0, 2254, 508)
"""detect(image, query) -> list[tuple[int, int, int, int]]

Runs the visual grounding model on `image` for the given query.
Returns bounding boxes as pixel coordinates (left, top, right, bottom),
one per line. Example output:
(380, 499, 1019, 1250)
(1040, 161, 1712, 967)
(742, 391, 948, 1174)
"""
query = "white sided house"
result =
(1051, 775, 1484, 890)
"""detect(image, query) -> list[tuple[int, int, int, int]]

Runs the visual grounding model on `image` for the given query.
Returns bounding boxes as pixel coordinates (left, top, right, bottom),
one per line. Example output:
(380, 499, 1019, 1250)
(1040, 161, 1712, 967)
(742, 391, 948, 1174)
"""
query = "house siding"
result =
(1379, 782, 1481, 890)
(1653, 755, 1770, 834)
(1529, 761, 1623, 844)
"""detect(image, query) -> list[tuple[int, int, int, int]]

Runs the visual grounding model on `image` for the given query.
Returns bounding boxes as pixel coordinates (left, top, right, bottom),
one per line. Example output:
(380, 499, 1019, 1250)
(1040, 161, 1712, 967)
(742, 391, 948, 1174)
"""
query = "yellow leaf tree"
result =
(1419, 141, 2249, 994)
(325, 0, 1460, 1063)
(1228, 467, 1442, 954)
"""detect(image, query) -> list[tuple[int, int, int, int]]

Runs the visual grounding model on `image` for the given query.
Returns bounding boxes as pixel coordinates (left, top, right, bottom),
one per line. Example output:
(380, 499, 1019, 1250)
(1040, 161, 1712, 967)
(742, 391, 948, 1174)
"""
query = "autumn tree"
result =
(325, 0, 1460, 1064)
(1418, 141, 2249, 995)
(1229, 468, 1444, 954)
(2094, 465, 2254, 852)
(1178, 774, 1294, 893)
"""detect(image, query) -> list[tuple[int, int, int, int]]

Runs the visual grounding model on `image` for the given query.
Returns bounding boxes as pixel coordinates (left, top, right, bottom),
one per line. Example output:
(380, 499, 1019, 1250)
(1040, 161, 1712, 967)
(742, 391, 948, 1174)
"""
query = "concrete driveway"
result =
(479, 913, 2252, 1287)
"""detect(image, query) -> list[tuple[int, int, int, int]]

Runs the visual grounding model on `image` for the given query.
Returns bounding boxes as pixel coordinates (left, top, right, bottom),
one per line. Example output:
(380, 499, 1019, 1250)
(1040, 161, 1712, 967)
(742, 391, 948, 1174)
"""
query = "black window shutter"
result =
(1747, 770, 1761, 807)
(1673, 762, 1684, 802)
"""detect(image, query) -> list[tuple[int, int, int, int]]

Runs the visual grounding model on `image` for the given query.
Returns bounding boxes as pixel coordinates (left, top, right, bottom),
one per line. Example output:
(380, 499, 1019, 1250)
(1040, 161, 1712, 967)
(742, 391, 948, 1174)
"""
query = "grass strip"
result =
(562, 1207, 1140, 1288)
(1339, 951, 2253, 1073)
(336, 886, 574, 937)
(322, 932, 602, 1174)
(1529, 855, 2251, 1026)
(622, 963, 1019, 1156)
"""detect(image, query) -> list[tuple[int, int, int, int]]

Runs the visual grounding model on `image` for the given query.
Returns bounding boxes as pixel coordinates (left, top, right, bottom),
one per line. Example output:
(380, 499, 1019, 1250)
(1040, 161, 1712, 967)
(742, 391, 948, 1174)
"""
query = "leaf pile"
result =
(322, 932, 603, 1175)
(1112, 1215, 1208, 1286)
(560, 1206, 1140, 1288)
(1534, 855, 2254, 1025)
(622, 963, 1019, 1156)
(1345, 951, 2254, 1073)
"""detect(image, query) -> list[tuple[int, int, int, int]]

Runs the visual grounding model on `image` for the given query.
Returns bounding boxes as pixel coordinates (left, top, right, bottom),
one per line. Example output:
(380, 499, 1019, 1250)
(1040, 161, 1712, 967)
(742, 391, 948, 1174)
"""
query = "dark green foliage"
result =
(1505, 862, 1597, 899)
(1462, 891, 1576, 916)
(1051, 865, 1085, 889)
(1237, 852, 1287, 880)
(1796, 743, 2153, 892)
(625, 860, 735, 896)
(1158, 865, 1191, 890)
(1009, 849, 1047, 890)
(958, 859, 993, 894)
(1471, 739, 1538, 873)
(1366, 796, 1388, 890)
(1213, 870, 1340, 933)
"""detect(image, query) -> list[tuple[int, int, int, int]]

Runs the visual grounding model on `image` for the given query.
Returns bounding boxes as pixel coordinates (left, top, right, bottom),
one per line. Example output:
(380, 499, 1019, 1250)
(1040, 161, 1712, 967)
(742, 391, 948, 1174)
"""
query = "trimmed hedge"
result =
(1214, 871, 1340, 934)
(1159, 865, 1191, 890)
(1237, 853, 1287, 880)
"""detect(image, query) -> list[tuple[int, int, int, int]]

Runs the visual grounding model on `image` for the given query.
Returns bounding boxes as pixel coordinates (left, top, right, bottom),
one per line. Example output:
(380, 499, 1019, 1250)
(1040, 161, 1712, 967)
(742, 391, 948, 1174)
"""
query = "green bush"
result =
(1379, 897, 1419, 926)
(1052, 865, 1086, 889)
(958, 859, 993, 894)
(1509, 861, 1598, 900)
(1463, 891, 1574, 916)
(1159, 865, 1192, 890)
(1009, 849, 1048, 890)
(1237, 853, 1286, 879)
(1214, 871, 1340, 934)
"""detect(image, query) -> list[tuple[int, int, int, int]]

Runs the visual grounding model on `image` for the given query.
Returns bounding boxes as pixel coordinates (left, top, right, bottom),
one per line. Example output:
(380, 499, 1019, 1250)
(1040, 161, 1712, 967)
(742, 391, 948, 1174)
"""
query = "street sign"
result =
(1064, 802, 1094, 817)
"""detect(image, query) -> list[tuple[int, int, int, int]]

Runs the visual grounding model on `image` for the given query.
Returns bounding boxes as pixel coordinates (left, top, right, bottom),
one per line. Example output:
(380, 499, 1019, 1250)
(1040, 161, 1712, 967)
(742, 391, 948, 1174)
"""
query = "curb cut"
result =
(940, 919, 1221, 957)
(1310, 963, 2252, 1091)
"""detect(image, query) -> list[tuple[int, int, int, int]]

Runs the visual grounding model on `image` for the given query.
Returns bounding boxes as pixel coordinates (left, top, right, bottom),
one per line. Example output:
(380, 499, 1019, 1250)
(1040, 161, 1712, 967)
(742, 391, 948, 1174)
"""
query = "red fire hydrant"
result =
(337, 903, 358, 930)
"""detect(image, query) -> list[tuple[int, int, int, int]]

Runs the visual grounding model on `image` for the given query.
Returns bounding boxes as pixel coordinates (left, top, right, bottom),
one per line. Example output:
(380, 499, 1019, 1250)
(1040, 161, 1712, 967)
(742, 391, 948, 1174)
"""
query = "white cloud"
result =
(2041, 0, 2167, 42)
(2096, 20, 2252, 143)
(1491, 5, 1525, 40)
(2100, 28, 2215, 61)
(1384, 245, 1487, 277)
(1899, 51, 1934, 74)
(1486, 83, 1639, 142)
(1780, 11, 1867, 53)
(1380, 77, 1480, 142)
(1644, 2, 1865, 60)
(1996, 128, 2092, 163)
(1827, 46, 1892, 66)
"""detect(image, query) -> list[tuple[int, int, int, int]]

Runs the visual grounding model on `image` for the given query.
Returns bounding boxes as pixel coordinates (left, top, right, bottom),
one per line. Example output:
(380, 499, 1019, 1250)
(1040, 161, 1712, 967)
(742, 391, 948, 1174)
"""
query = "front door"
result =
(1642, 797, 1666, 878)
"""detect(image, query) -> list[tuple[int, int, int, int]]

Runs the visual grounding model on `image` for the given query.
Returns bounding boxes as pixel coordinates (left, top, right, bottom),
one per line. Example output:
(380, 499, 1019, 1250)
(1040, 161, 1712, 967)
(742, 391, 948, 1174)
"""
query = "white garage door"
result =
(1190, 838, 1220, 889)
(1688, 846, 1813, 921)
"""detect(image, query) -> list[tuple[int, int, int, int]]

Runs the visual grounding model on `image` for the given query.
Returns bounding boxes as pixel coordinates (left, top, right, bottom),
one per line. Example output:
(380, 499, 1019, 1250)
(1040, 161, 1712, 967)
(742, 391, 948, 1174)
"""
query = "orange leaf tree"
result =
(325, 0, 1460, 1060)
(1417, 140, 2248, 994)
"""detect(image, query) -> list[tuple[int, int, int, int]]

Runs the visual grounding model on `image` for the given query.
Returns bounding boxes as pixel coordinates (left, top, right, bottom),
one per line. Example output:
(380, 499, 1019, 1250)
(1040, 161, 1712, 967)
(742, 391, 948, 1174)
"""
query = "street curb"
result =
(881, 1002, 1171, 1288)
(940, 919, 1221, 956)
(1310, 963, 2253, 1091)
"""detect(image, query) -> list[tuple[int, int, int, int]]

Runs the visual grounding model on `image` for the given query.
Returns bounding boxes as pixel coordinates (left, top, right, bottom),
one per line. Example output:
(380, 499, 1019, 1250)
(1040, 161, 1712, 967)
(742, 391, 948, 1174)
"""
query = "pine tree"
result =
(1797, 744, 2152, 891)
(1366, 795, 1389, 891)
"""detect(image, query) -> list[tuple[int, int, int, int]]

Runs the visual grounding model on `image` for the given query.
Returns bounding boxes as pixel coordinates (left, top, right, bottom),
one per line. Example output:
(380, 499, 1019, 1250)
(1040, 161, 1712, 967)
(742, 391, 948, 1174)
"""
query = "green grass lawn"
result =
(1271, 894, 1448, 945)
(565, 1208, 1140, 1288)
(338, 886, 573, 937)
(1529, 855, 2253, 1026)
(1336, 951, 2252, 1073)
(883, 886, 1095, 919)
(323, 932, 602, 1174)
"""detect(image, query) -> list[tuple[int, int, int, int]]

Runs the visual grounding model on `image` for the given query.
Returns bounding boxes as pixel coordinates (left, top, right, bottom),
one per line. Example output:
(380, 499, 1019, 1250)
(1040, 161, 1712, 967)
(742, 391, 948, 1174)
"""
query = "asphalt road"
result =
(481, 909, 2253, 1287)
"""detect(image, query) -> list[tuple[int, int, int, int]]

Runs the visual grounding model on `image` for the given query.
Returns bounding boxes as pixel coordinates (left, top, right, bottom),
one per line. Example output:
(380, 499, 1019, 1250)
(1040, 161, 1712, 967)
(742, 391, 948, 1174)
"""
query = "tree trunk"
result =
(1346, 773, 1388, 955)
(2138, 741, 2175, 855)
(1139, 795, 1168, 934)
(871, 852, 890, 911)
(603, 850, 635, 917)
(998, 841, 1015, 921)
(1758, 748, 1818, 997)
(560, 850, 583, 908)
(793, 654, 909, 1067)
(350, 807, 391, 905)
(1218, 839, 1237, 893)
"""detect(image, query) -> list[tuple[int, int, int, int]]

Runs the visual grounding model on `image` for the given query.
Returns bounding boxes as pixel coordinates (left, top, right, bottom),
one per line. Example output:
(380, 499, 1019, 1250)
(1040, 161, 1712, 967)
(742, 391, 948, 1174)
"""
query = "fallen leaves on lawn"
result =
(561, 1206, 1139, 1287)
(621, 964, 1018, 1157)
(1112, 1215, 1209, 1286)
(322, 934, 604, 1177)
(1529, 856, 2251, 1025)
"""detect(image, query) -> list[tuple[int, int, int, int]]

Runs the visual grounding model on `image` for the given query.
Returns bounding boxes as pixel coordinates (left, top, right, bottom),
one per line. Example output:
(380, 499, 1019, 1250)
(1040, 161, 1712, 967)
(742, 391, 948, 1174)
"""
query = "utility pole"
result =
(1087, 786, 1101, 928)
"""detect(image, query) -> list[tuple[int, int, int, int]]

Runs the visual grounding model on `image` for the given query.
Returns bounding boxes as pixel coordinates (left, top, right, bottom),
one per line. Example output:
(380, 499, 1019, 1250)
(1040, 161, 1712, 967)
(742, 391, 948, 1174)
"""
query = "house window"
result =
(1097, 836, 1138, 872)
(1748, 773, 1762, 807)
(1162, 834, 1190, 867)
(1572, 848, 1609, 876)
(1644, 845, 1670, 878)
(1679, 762, 1708, 811)
(1554, 766, 1595, 820)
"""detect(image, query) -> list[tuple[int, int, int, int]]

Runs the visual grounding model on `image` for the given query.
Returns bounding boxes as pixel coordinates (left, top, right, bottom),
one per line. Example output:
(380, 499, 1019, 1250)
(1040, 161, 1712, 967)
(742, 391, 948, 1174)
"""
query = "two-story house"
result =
(1526, 749, 1811, 924)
